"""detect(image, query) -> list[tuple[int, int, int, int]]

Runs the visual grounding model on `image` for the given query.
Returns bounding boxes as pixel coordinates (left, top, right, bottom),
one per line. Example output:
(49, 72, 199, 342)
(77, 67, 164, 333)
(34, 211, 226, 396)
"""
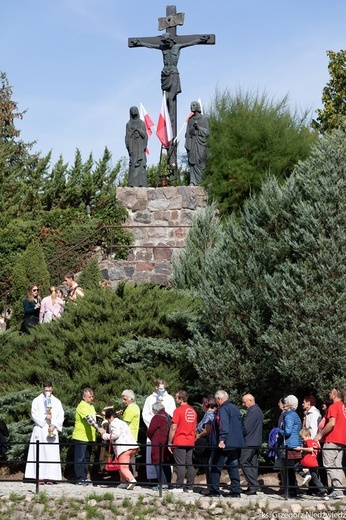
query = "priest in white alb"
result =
(24, 381, 64, 484)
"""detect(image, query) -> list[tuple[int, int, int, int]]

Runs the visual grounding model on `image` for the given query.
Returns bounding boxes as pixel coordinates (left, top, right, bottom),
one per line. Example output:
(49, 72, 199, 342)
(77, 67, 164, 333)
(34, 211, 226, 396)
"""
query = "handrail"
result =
(2, 441, 345, 499)
(0, 223, 191, 305)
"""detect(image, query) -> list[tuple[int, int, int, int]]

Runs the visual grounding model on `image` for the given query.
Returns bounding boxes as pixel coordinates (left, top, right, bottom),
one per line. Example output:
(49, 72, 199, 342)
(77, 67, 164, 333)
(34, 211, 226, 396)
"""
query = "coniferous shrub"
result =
(174, 127, 346, 408)
(204, 88, 317, 215)
(77, 258, 102, 290)
(9, 241, 50, 329)
(0, 283, 198, 464)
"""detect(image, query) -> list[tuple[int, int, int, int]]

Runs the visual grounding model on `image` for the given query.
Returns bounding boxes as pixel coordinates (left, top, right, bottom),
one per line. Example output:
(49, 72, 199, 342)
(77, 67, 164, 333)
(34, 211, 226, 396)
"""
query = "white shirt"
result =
(142, 390, 176, 427)
(304, 405, 321, 437)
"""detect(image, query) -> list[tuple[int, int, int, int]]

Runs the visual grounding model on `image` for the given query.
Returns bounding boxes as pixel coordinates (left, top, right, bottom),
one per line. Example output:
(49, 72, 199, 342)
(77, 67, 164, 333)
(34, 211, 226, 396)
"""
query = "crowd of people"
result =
(22, 272, 84, 333)
(23, 379, 346, 500)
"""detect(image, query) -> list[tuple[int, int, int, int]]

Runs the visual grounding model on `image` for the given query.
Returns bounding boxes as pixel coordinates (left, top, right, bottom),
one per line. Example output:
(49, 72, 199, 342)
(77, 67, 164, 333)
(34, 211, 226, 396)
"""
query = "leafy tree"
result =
(204, 88, 317, 215)
(174, 127, 346, 408)
(313, 50, 346, 134)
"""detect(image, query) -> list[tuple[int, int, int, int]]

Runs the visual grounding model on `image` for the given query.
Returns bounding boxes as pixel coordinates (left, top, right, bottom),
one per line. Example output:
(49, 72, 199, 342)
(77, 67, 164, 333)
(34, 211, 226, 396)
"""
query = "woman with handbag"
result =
(101, 409, 138, 490)
(278, 395, 302, 497)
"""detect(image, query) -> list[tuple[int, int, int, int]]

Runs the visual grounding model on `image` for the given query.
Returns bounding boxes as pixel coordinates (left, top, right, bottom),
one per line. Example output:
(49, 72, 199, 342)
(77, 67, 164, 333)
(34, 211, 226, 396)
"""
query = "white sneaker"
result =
(301, 473, 312, 486)
(185, 489, 193, 493)
(172, 487, 184, 493)
(328, 491, 343, 499)
(126, 480, 137, 490)
(117, 482, 128, 489)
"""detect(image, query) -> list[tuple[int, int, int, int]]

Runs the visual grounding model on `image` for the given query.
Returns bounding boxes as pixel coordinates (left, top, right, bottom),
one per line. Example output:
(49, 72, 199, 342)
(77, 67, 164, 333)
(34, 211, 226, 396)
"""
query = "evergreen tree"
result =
(204, 88, 317, 215)
(172, 203, 224, 290)
(313, 50, 346, 134)
(0, 71, 42, 219)
(0, 283, 198, 466)
(42, 155, 68, 211)
(9, 240, 50, 328)
(78, 257, 102, 290)
(175, 128, 346, 406)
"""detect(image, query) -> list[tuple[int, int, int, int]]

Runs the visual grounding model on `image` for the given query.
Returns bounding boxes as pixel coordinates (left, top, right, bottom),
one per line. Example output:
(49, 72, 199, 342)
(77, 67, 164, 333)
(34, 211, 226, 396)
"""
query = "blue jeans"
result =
(154, 464, 171, 486)
(209, 448, 241, 494)
(73, 440, 93, 481)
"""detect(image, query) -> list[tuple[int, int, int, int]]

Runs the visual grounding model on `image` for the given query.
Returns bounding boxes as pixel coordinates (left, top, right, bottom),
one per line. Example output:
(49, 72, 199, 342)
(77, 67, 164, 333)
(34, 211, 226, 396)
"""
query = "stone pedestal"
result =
(99, 186, 207, 286)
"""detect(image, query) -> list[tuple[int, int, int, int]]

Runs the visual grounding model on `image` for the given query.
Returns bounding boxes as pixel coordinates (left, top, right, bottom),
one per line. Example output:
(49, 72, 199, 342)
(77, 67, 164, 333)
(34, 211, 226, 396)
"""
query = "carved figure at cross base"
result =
(129, 5, 215, 170)
(185, 101, 209, 186)
(125, 106, 148, 187)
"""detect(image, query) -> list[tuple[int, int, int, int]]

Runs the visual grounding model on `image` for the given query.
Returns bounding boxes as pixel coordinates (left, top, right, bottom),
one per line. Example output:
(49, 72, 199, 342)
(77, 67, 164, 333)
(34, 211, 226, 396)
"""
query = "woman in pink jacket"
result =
(101, 408, 138, 489)
(39, 286, 65, 323)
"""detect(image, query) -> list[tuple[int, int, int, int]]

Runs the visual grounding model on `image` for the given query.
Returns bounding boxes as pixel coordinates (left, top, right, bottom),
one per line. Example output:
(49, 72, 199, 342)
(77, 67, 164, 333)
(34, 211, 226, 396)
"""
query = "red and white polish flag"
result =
(139, 102, 155, 155)
(156, 91, 173, 149)
(139, 102, 155, 138)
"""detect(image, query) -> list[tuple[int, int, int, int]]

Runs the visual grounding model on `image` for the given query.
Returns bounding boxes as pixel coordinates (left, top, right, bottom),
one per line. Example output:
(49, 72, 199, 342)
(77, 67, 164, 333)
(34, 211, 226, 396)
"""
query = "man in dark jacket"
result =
(240, 394, 264, 495)
(208, 390, 244, 497)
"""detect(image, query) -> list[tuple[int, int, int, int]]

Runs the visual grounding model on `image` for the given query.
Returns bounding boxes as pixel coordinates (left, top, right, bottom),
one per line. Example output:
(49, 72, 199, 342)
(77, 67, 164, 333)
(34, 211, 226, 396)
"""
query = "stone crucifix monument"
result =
(128, 5, 215, 169)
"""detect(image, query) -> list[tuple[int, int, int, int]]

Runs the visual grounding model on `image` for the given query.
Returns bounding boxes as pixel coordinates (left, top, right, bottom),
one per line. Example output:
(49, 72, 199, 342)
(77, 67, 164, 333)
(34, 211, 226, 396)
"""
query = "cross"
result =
(128, 5, 215, 168)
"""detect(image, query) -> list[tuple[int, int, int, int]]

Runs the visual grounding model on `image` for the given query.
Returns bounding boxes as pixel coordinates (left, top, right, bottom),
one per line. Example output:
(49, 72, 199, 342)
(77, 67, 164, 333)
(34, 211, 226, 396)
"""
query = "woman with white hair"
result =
(278, 395, 302, 497)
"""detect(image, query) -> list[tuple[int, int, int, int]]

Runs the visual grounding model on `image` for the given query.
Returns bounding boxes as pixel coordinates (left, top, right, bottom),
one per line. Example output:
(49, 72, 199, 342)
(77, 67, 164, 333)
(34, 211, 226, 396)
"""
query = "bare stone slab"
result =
(148, 198, 170, 211)
(133, 211, 153, 224)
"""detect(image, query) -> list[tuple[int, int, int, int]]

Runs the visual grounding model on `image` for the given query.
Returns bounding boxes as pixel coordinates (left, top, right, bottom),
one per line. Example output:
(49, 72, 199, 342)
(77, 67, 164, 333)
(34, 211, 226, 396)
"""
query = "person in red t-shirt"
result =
(315, 387, 346, 499)
(293, 427, 327, 499)
(168, 390, 197, 493)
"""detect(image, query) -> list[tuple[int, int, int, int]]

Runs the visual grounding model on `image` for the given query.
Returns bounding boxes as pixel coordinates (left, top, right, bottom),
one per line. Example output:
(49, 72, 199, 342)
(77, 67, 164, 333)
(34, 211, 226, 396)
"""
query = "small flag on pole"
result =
(156, 91, 173, 149)
(140, 103, 155, 138)
(140, 102, 155, 154)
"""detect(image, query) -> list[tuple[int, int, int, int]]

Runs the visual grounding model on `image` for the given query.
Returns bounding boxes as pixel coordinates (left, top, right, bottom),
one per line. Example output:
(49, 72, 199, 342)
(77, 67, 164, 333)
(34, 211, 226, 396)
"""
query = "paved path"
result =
(0, 479, 344, 507)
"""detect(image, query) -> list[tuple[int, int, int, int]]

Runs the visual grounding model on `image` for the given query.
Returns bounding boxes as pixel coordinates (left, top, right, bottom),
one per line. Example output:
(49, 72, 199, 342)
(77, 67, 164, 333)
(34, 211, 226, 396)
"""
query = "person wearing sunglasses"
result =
(22, 284, 41, 333)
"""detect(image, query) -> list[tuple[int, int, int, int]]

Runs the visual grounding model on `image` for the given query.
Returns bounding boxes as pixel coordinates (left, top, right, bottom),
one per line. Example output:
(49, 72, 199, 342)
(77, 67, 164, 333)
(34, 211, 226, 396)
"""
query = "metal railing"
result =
(0, 223, 191, 309)
(1, 441, 345, 499)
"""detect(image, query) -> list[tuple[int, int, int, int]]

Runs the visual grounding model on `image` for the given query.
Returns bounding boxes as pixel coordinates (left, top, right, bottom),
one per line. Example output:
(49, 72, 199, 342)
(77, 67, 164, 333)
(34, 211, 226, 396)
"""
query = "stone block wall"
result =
(99, 186, 207, 286)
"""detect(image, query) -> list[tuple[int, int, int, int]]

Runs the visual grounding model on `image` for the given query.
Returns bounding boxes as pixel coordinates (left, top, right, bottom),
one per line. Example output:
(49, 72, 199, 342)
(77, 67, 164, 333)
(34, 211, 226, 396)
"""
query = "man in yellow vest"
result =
(72, 388, 104, 485)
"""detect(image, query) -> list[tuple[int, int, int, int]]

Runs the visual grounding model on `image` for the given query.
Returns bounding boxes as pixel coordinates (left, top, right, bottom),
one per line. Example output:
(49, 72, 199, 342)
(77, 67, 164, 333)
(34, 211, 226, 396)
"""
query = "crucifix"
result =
(128, 5, 215, 169)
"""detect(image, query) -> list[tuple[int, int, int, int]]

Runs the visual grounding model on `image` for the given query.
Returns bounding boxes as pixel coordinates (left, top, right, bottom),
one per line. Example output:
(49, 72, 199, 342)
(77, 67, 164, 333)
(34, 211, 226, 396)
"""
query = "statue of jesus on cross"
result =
(130, 32, 210, 133)
(129, 5, 215, 168)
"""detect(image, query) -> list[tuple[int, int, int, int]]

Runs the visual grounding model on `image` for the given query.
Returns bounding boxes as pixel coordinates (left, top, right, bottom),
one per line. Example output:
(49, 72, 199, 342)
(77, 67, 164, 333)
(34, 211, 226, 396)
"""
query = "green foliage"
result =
(146, 156, 188, 187)
(78, 258, 102, 290)
(172, 203, 224, 290)
(0, 284, 197, 462)
(174, 127, 346, 408)
(313, 50, 346, 134)
(204, 88, 317, 215)
(0, 283, 197, 401)
(0, 73, 131, 304)
(11, 241, 50, 301)
(9, 241, 50, 328)
(0, 71, 41, 220)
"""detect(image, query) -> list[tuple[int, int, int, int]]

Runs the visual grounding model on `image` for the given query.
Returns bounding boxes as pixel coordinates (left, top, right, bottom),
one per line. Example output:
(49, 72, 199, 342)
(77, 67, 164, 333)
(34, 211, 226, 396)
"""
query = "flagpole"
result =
(174, 121, 187, 144)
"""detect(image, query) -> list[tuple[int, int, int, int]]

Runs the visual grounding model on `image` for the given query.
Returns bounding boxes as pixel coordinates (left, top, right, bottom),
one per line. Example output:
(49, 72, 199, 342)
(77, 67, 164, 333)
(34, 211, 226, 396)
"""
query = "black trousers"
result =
(240, 447, 260, 491)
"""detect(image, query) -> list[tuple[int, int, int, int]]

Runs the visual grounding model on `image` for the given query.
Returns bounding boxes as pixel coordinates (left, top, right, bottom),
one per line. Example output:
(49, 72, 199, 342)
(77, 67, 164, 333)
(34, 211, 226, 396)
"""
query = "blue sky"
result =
(2, 0, 346, 169)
